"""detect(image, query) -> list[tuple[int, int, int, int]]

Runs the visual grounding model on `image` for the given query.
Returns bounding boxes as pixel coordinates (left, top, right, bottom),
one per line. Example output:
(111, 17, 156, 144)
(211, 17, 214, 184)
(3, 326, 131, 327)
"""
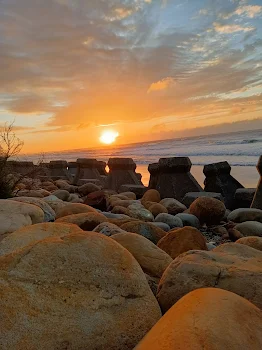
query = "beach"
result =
(21, 129, 262, 188)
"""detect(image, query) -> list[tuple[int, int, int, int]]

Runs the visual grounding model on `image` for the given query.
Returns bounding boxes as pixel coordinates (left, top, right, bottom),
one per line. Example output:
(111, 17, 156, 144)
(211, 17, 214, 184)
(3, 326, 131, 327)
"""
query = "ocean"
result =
(21, 129, 262, 188)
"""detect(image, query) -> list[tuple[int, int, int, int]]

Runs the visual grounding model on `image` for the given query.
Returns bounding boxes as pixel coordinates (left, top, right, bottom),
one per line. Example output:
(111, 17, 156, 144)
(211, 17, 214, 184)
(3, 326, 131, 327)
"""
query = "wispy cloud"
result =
(213, 22, 255, 33)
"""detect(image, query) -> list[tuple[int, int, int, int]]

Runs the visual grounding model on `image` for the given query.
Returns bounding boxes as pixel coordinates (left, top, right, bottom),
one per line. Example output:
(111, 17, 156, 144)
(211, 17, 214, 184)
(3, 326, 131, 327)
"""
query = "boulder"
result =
(235, 221, 262, 237)
(52, 189, 70, 201)
(182, 192, 223, 208)
(157, 243, 262, 313)
(175, 213, 200, 228)
(236, 236, 262, 251)
(111, 199, 138, 208)
(93, 222, 126, 236)
(120, 192, 136, 200)
(0, 222, 82, 256)
(56, 212, 109, 230)
(11, 197, 55, 222)
(0, 233, 161, 349)
(84, 190, 107, 211)
(157, 227, 207, 259)
(121, 221, 166, 244)
(56, 203, 97, 218)
(0, 200, 44, 239)
(228, 208, 262, 223)
(43, 197, 67, 215)
(154, 213, 183, 229)
(78, 182, 101, 196)
(150, 222, 170, 232)
(141, 189, 161, 205)
(189, 197, 226, 225)
(128, 204, 154, 222)
(148, 203, 168, 217)
(16, 189, 44, 198)
(136, 288, 262, 350)
(112, 232, 172, 278)
(111, 206, 130, 216)
(159, 198, 186, 215)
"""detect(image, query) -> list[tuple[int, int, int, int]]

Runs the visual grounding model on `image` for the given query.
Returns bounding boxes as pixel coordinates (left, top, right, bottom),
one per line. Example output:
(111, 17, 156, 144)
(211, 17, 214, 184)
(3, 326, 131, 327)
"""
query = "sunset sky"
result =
(0, 0, 262, 153)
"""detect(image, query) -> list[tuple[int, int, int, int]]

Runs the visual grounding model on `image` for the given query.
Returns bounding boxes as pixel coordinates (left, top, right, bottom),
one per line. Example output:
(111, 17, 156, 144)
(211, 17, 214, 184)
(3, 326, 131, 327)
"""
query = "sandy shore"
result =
(137, 164, 258, 188)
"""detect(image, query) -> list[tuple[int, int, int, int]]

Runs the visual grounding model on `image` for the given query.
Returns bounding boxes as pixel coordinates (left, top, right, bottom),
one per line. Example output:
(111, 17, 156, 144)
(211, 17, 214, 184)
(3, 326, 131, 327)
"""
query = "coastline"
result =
(137, 164, 258, 188)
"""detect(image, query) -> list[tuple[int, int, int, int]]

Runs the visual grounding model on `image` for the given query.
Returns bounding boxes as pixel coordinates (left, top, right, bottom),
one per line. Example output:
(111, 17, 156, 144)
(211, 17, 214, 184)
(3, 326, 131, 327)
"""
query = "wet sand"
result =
(137, 165, 258, 188)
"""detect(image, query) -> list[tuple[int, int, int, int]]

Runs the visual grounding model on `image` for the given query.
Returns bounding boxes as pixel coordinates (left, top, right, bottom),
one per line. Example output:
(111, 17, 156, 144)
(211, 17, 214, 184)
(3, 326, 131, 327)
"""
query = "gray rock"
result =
(128, 204, 154, 222)
(159, 198, 186, 215)
(235, 221, 262, 237)
(101, 212, 130, 219)
(175, 213, 200, 228)
(155, 213, 183, 229)
(93, 222, 126, 236)
(11, 197, 55, 222)
(206, 242, 216, 250)
(150, 222, 171, 232)
(52, 190, 70, 201)
(182, 192, 223, 208)
(228, 208, 262, 223)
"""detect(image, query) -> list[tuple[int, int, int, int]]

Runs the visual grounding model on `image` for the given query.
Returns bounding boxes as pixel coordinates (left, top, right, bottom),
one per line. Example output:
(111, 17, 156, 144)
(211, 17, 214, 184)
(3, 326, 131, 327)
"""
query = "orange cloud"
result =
(147, 78, 175, 93)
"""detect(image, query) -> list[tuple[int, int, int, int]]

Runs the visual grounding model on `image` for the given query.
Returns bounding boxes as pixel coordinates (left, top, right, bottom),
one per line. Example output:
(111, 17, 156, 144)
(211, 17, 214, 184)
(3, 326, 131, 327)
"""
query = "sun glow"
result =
(99, 130, 119, 145)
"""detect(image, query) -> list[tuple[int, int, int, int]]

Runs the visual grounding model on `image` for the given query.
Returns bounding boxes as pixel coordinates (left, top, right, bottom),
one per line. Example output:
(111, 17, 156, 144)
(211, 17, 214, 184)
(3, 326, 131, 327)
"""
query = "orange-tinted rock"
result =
(112, 232, 172, 278)
(56, 212, 109, 230)
(189, 197, 226, 225)
(56, 203, 97, 219)
(236, 236, 262, 251)
(143, 201, 157, 210)
(157, 243, 262, 313)
(136, 288, 262, 350)
(111, 206, 130, 216)
(84, 190, 107, 211)
(0, 222, 82, 256)
(157, 226, 207, 259)
(121, 221, 166, 244)
(141, 189, 161, 205)
(0, 232, 161, 349)
(148, 203, 168, 217)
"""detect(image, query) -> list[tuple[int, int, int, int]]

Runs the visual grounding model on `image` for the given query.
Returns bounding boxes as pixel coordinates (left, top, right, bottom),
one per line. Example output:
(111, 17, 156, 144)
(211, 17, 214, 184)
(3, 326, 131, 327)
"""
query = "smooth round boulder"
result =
(136, 288, 262, 350)
(121, 221, 166, 244)
(0, 232, 161, 349)
(159, 198, 186, 215)
(120, 192, 136, 200)
(236, 236, 262, 251)
(148, 203, 168, 217)
(0, 200, 45, 239)
(43, 197, 67, 215)
(175, 213, 200, 228)
(0, 222, 83, 256)
(11, 197, 55, 222)
(93, 222, 126, 236)
(157, 227, 207, 259)
(78, 183, 101, 196)
(228, 208, 262, 223)
(52, 189, 70, 201)
(189, 197, 226, 225)
(154, 213, 183, 229)
(128, 204, 154, 222)
(157, 243, 262, 312)
(111, 199, 138, 208)
(141, 190, 161, 205)
(56, 203, 97, 219)
(56, 212, 109, 230)
(112, 232, 172, 278)
(235, 221, 262, 237)
(150, 222, 170, 232)
(111, 205, 130, 216)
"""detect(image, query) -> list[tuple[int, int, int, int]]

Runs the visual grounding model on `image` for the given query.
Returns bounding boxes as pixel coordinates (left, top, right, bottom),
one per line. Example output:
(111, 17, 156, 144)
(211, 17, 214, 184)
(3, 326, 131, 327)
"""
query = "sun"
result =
(99, 130, 119, 145)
